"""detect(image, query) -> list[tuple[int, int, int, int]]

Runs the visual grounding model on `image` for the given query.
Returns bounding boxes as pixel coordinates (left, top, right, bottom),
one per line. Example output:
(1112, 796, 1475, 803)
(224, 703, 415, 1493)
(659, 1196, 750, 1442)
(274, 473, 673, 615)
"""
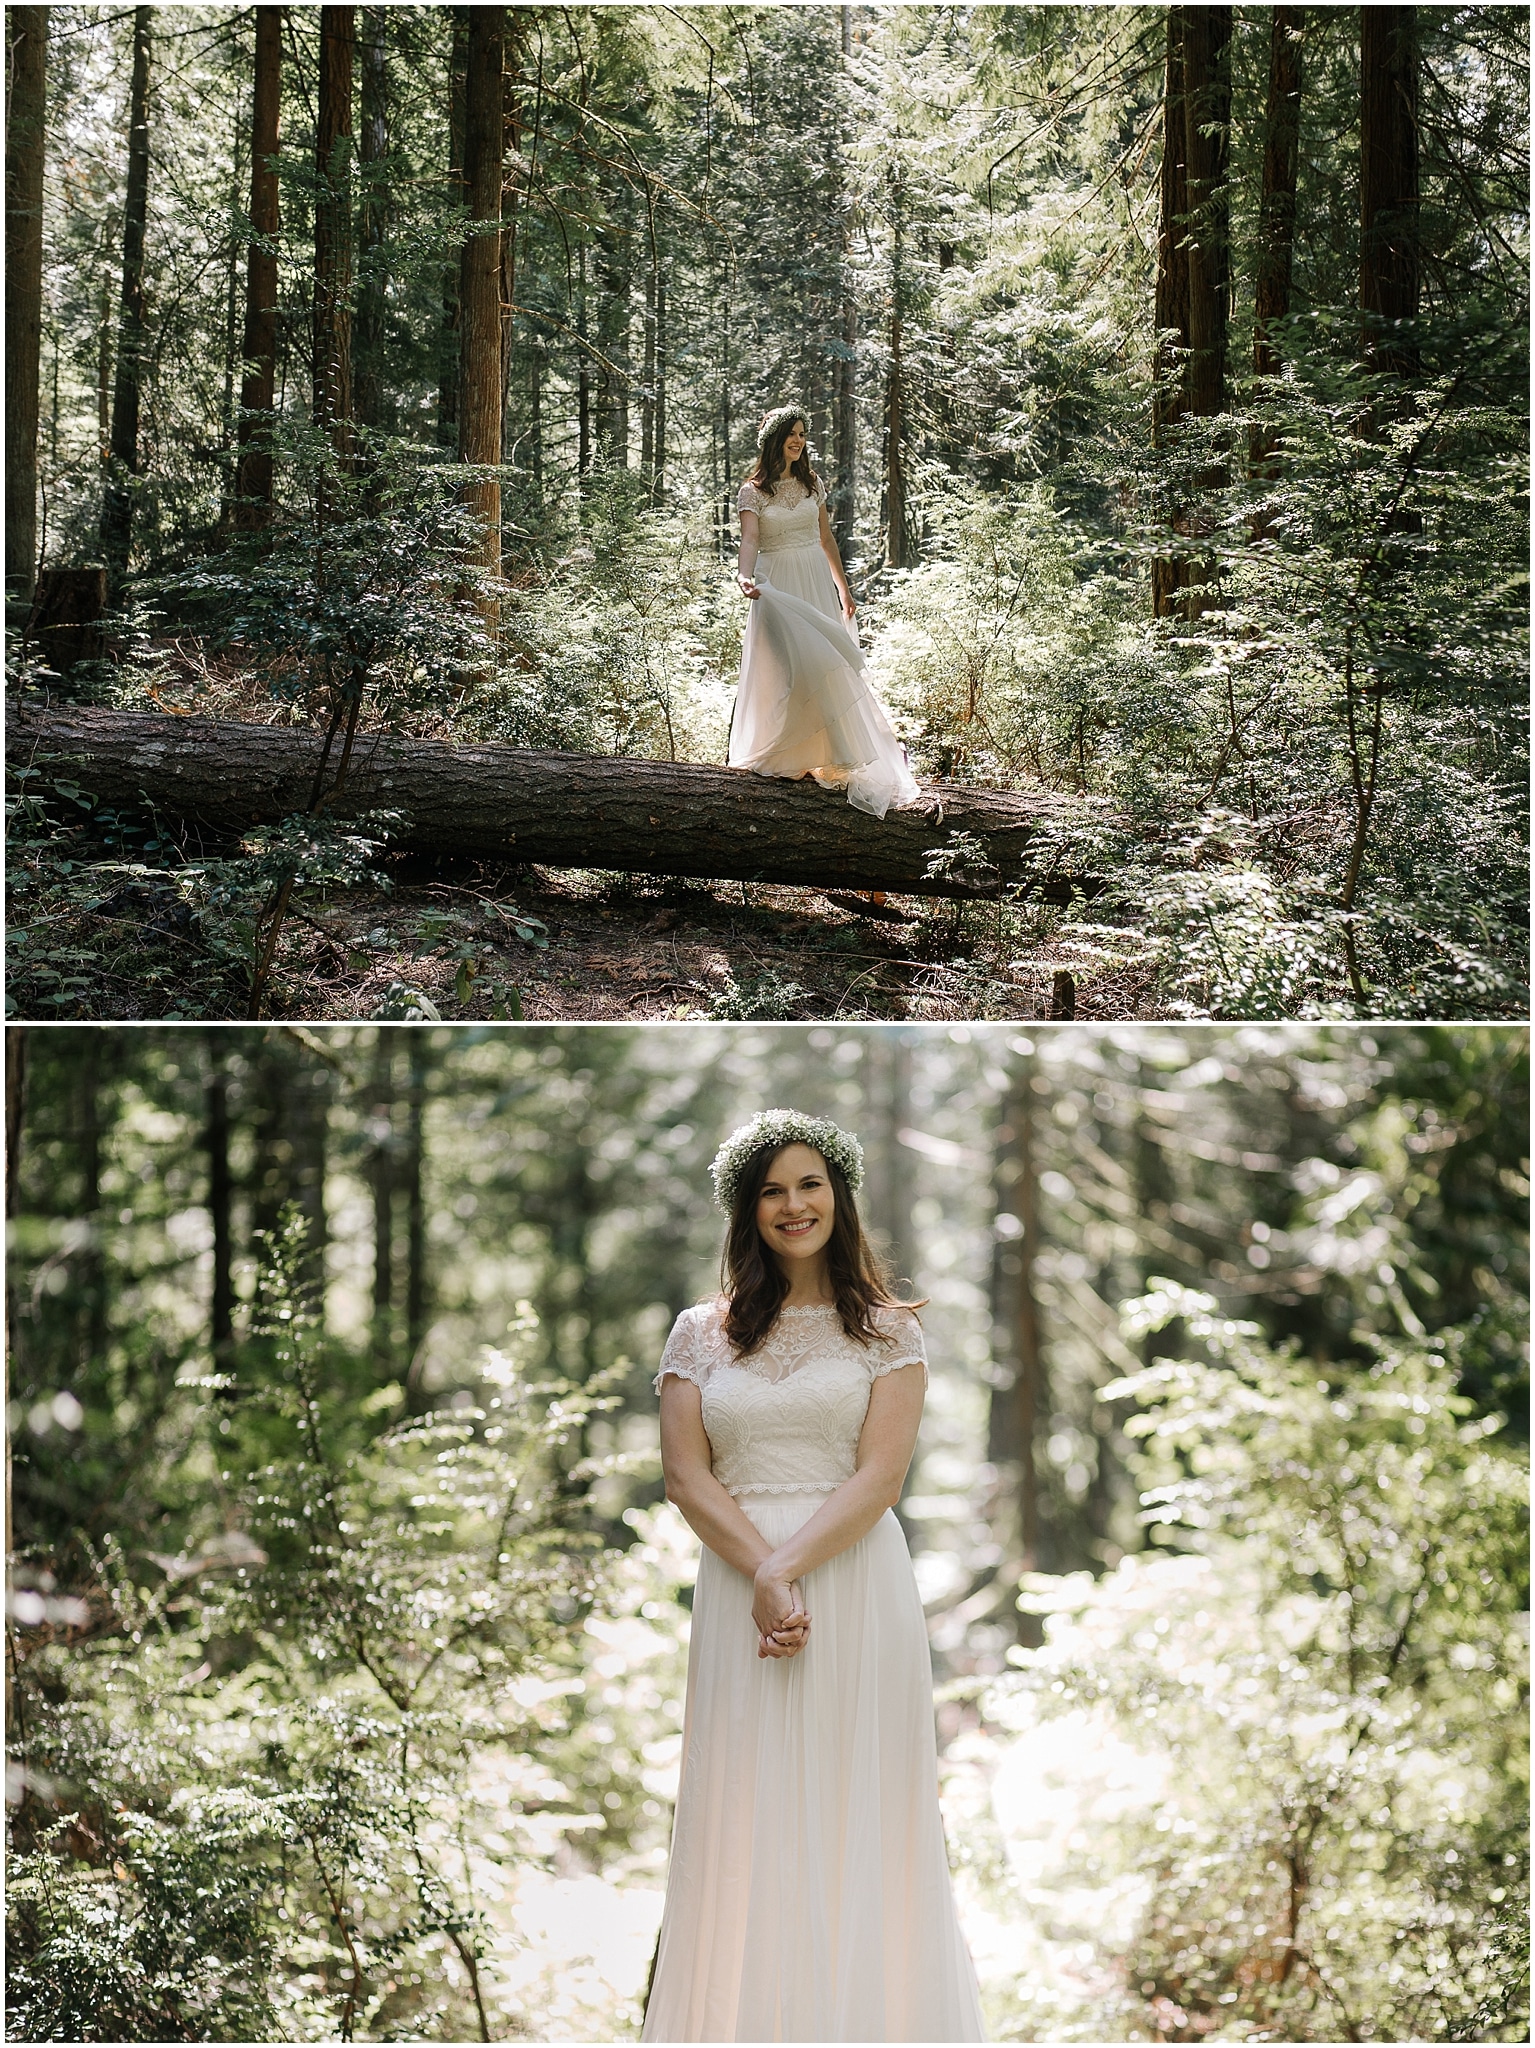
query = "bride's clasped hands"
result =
(754, 1567, 810, 1658)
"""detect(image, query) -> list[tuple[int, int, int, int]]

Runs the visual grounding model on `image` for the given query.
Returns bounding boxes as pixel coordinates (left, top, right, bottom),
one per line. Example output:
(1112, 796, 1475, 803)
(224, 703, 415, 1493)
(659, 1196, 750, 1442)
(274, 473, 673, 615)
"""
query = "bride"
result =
(730, 409, 922, 821)
(642, 1109, 985, 2043)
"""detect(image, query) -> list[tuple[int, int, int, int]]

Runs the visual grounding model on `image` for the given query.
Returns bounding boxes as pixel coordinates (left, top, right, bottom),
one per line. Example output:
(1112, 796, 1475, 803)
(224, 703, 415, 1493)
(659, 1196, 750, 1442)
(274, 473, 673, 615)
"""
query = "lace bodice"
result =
(738, 475, 827, 555)
(655, 1298, 926, 1496)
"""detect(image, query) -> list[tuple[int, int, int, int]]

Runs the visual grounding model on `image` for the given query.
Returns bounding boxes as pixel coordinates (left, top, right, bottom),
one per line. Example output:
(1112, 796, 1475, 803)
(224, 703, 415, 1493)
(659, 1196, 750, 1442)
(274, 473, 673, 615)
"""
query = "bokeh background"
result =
(6, 1022, 1528, 2040)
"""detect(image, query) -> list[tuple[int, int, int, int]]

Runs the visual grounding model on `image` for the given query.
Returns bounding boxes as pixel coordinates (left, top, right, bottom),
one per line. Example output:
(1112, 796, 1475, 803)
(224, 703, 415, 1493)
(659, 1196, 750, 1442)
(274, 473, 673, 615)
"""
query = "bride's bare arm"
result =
(736, 508, 761, 598)
(749, 1359, 924, 1632)
(659, 1376, 809, 1655)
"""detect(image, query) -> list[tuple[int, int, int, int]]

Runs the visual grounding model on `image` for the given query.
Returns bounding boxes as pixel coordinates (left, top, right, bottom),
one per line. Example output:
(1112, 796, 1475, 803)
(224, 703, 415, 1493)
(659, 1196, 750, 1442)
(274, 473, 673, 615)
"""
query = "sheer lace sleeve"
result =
(813, 474, 828, 509)
(868, 1305, 928, 1384)
(737, 479, 765, 517)
(654, 1303, 721, 1394)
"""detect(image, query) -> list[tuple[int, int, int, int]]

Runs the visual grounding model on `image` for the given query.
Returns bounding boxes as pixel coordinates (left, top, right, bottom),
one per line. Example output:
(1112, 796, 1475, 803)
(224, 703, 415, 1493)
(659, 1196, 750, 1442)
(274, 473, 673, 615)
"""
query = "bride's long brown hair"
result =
(720, 1141, 923, 1355)
(744, 411, 821, 502)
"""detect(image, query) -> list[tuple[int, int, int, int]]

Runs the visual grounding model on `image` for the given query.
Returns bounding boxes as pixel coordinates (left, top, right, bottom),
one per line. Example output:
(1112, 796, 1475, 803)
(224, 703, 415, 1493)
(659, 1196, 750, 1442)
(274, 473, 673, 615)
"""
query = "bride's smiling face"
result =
(781, 419, 807, 468)
(756, 1144, 834, 1267)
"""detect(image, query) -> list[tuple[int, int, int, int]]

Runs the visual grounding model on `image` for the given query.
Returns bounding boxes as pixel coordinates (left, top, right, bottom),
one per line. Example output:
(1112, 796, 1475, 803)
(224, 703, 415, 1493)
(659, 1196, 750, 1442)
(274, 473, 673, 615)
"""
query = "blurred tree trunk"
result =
(403, 1040, 428, 1388)
(368, 1033, 396, 1369)
(5, 6, 49, 599)
(5, 1030, 26, 1227)
(354, 6, 389, 434)
(4, 1028, 25, 1564)
(1361, 4, 1419, 377)
(459, 4, 503, 629)
(866, 1034, 913, 1287)
(205, 1033, 234, 1375)
(1250, 6, 1304, 479)
(75, 1038, 107, 1374)
(98, 6, 152, 585)
(437, 6, 467, 448)
(250, 1041, 329, 1313)
(990, 1054, 1044, 1639)
(233, 4, 281, 533)
(313, 6, 355, 481)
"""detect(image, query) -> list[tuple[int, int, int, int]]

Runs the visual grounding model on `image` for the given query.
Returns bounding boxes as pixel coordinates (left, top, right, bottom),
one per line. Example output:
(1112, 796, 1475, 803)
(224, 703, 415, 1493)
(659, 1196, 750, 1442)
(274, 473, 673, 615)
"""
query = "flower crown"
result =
(710, 1110, 865, 1212)
(756, 404, 807, 452)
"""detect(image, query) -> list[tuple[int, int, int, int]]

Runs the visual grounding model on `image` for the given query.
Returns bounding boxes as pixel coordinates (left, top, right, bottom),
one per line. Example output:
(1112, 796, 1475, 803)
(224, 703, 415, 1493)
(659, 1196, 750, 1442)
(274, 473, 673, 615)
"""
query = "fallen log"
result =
(5, 704, 1107, 901)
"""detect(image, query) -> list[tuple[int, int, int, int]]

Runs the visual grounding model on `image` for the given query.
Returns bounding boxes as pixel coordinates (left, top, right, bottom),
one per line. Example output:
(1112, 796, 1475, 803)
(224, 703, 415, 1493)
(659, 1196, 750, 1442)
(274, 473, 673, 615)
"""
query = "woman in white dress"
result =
(730, 409, 921, 821)
(643, 1109, 985, 2044)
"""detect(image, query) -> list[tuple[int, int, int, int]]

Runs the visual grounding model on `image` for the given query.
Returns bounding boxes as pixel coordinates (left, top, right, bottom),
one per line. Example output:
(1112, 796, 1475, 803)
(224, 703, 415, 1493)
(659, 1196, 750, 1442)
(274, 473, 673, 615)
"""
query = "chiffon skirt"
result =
(728, 544, 921, 820)
(641, 1493, 985, 2043)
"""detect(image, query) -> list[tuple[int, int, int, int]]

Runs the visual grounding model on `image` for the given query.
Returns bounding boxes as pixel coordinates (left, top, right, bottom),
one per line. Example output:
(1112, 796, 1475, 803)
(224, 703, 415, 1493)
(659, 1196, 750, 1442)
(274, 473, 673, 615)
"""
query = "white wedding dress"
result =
(730, 477, 921, 820)
(642, 1300, 985, 2044)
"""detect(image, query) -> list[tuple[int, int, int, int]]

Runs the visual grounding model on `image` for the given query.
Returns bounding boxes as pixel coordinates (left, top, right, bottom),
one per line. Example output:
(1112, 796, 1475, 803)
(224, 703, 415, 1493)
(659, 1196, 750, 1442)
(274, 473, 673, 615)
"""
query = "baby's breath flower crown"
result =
(710, 1110, 865, 1213)
(756, 403, 806, 452)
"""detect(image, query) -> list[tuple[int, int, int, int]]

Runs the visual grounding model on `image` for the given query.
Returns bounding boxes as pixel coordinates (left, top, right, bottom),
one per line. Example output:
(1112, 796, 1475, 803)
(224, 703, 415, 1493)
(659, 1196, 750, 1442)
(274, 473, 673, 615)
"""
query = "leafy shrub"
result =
(977, 1282, 1529, 2042)
(6, 1224, 625, 2043)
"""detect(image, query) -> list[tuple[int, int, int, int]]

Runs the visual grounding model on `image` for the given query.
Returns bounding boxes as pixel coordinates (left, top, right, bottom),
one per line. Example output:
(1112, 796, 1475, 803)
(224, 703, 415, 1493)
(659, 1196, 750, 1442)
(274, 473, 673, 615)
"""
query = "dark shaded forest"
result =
(6, 1022, 1528, 2039)
(4, 5, 1530, 1024)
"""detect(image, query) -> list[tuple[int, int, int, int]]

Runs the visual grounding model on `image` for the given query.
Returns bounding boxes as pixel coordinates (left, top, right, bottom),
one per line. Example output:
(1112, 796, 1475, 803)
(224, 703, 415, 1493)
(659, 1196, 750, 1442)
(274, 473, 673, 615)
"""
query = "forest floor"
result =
(8, 661, 1163, 1022)
(8, 851, 1163, 1023)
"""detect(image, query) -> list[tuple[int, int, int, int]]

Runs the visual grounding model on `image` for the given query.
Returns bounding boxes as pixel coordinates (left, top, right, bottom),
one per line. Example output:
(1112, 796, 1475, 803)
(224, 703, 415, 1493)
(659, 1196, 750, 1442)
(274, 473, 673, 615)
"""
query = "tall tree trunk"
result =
(653, 266, 667, 501)
(438, 6, 466, 448)
(313, 6, 355, 479)
(205, 1031, 234, 1374)
(989, 1057, 1045, 1637)
(577, 240, 591, 484)
(216, 111, 243, 537)
(883, 165, 907, 570)
(1360, 4, 1419, 377)
(459, 5, 503, 624)
(98, 6, 152, 585)
(96, 284, 112, 463)
(641, 239, 656, 480)
(595, 210, 631, 464)
(498, 26, 522, 454)
(833, 302, 856, 555)
(832, 4, 857, 560)
(234, 5, 281, 532)
(5, 7, 49, 599)
(1183, 5, 1231, 421)
(1250, 6, 1304, 478)
(1151, 6, 1189, 616)
(1181, 3, 1231, 617)
(354, 6, 388, 434)
(718, 291, 731, 541)
(528, 333, 544, 503)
